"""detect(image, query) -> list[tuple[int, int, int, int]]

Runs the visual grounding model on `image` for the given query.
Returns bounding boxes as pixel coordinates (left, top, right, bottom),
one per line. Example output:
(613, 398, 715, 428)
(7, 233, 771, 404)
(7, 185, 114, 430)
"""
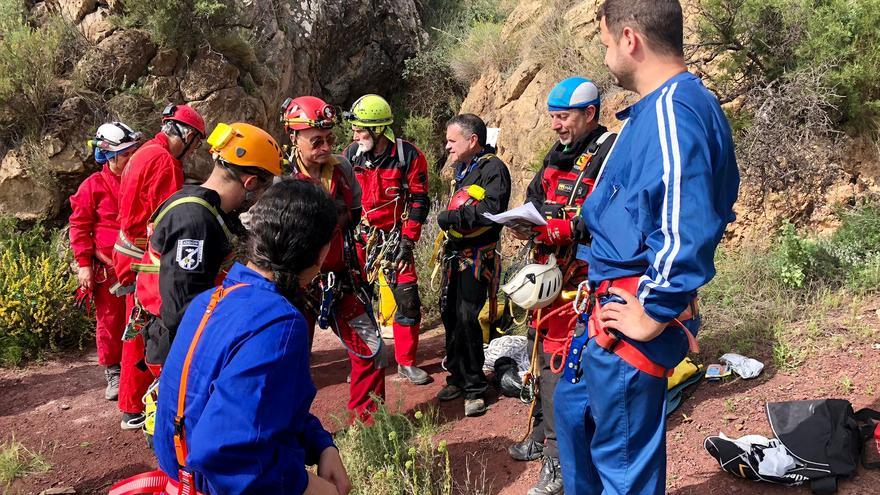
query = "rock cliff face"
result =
(1, 0, 426, 221)
(458, 0, 880, 241)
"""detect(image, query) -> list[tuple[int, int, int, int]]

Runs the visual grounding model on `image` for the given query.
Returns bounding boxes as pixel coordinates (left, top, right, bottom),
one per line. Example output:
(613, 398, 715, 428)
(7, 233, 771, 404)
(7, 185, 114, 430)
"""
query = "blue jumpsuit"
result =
(154, 263, 335, 494)
(554, 71, 740, 494)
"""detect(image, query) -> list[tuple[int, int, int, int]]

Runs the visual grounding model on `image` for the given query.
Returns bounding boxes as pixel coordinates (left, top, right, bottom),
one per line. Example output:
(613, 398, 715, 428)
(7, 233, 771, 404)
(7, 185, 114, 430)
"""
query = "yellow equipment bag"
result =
(377, 270, 396, 337)
(668, 357, 701, 390)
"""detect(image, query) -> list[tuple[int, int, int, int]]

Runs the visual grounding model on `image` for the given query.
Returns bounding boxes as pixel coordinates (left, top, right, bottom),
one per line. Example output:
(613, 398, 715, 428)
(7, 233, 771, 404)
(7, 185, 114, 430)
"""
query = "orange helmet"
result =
(206, 122, 283, 176)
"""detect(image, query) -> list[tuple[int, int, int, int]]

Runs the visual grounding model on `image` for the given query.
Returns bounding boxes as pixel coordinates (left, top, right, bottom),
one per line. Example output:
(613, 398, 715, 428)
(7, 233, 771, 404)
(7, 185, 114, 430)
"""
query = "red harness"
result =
(588, 277, 699, 378)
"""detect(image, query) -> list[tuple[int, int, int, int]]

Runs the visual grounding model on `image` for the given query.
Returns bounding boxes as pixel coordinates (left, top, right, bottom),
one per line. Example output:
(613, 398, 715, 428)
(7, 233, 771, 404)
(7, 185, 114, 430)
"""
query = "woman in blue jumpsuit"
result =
(154, 179, 351, 495)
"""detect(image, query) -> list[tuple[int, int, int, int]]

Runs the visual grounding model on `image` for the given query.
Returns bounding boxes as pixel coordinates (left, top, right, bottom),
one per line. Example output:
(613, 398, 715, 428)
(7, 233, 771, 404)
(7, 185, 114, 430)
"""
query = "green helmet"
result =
(347, 94, 395, 141)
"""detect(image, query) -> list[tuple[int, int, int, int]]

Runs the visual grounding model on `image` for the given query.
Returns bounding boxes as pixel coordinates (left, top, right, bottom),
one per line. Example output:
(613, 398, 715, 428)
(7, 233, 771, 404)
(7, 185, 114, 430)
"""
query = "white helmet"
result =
(501, 254, 563, 310)
(94, 122, 143, 152)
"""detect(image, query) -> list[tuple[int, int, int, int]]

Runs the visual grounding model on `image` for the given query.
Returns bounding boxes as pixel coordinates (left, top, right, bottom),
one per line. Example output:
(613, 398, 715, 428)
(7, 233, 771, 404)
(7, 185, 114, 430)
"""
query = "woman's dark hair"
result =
(246, 178, 336, 299)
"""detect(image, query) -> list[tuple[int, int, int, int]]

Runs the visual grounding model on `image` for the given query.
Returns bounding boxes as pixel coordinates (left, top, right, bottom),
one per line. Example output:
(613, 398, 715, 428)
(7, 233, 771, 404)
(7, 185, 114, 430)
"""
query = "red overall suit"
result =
(295, 157, 385, 419)
(69, 165, 126, 367)
(113, 132, 183, 414)
(343, 140, 429, 367)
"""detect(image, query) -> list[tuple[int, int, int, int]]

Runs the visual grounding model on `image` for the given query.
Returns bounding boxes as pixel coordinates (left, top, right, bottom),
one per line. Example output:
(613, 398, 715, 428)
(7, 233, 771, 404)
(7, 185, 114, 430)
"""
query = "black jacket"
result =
(151, 185, 234, 335)
(441, 149, 512, 250)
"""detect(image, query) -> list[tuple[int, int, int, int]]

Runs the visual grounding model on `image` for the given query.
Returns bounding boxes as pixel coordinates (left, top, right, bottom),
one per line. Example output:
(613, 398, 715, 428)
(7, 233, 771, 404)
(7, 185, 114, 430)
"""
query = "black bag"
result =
(766, 399, 861, 494)
(705, 399, 880, 494)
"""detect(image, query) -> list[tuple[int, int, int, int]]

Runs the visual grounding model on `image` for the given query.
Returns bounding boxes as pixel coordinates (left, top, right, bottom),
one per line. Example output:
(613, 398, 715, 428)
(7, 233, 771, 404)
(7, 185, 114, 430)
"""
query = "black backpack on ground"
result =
(705, 399, 880, 494)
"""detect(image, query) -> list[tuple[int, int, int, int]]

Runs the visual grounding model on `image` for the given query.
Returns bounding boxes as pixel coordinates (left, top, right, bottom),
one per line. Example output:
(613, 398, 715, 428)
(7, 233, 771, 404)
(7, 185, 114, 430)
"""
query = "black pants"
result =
(528, 328, 560, 459)
(441, 263, 489, 400)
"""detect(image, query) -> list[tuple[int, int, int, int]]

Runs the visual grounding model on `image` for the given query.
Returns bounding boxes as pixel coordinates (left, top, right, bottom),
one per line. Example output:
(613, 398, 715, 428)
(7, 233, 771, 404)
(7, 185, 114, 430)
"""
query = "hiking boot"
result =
(104, 364, 120, 401)
(398, 364, 430, 385)
(508, 437, 544, 461)
(527, 456, 563, 495)
(436, 384, 462, 402)
(120, 412, 145, 430)
(464, 398, 487, 417)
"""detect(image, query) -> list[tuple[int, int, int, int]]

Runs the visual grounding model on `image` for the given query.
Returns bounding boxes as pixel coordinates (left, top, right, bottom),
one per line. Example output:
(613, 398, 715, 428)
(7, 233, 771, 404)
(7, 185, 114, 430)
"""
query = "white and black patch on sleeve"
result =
(176, 239, 204, 270)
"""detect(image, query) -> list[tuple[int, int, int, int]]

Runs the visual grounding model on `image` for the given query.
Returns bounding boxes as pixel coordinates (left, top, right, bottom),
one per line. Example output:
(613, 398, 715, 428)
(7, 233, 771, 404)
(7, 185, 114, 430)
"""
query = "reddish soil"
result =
(2, 324, 880, 495)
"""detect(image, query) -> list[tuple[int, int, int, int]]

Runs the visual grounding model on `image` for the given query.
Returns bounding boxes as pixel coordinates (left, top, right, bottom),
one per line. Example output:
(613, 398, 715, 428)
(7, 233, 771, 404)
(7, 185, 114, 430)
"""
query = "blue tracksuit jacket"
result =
(154, 263, 334, 494)
(578, 71, 739, 368)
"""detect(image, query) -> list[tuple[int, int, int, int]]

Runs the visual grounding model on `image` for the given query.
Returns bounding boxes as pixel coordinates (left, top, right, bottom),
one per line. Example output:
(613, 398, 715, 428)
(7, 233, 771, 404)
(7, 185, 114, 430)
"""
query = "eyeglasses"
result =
(305, 134, 336, 149)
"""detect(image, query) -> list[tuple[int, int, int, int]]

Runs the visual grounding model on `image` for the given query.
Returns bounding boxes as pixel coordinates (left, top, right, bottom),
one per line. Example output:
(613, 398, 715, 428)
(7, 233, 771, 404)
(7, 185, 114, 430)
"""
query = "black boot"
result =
(508, 437, 544, 461)
(527, 456, 563, 495)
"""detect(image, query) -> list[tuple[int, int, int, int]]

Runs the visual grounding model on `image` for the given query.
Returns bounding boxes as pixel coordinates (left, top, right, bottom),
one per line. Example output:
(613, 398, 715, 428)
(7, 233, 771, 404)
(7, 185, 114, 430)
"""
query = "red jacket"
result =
(69, 165, 121, 268)
(292, 160, 355, 273)
(113, 133, 184, 286)
(343, 139, 429, 242)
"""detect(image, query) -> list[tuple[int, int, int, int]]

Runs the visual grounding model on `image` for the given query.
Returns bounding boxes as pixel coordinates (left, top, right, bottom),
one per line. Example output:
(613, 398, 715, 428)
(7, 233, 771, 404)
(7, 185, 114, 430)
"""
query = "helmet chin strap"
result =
(173, 124, 197, 160)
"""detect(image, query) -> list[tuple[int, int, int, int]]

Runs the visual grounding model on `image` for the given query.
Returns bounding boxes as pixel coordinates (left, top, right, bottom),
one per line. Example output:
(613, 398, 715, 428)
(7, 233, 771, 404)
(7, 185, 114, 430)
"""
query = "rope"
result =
(518, 308, 542, 443)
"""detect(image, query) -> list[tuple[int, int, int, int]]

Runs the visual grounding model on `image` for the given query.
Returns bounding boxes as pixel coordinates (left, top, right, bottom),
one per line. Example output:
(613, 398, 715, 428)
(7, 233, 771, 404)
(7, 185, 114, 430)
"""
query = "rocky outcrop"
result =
(0, 151, 59, 221)
(458, 0, 880, 242)
(75, 29, 158, 91)
(3, 0, 426, 221)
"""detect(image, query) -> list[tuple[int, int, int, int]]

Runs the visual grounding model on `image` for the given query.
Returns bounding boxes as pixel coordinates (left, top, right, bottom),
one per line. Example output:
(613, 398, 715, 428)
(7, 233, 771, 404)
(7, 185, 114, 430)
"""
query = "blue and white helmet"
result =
(547, 77, 601, 112)
(93, 122, 143, 163)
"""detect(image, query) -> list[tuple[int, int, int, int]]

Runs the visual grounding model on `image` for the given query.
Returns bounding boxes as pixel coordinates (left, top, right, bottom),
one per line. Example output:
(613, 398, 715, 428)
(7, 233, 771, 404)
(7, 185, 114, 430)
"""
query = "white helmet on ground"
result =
(501, 254, 563, 310)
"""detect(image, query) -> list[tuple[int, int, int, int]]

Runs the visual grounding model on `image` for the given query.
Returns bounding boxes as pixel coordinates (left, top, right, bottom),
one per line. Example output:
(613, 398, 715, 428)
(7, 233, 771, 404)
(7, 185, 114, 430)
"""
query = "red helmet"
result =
(280, 96, 337, 133)
(162, 104, 206, 137)
(446, 185, 491, 238)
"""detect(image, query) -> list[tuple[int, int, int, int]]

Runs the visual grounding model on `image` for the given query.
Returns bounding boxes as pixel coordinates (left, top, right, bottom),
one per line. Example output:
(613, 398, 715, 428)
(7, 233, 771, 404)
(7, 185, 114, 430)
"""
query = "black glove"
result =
(572, 215, 591, 244)
(395, 237, 415, 265)
(437, 210, 459, 231)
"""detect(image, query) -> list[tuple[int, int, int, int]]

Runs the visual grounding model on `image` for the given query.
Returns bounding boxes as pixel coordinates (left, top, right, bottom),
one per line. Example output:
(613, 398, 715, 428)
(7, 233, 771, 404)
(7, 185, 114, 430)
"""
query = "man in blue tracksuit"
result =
(554, 1, 740, 494)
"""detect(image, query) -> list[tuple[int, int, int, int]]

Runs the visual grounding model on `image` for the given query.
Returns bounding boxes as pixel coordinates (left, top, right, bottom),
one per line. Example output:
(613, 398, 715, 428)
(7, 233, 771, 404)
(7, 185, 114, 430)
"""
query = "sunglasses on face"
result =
(305, 134, 336, 149)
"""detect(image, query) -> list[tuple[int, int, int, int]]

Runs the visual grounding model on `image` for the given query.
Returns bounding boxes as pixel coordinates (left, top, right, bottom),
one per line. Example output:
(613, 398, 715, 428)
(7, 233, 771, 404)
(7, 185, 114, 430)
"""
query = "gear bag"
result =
(705, 399, 880, 494)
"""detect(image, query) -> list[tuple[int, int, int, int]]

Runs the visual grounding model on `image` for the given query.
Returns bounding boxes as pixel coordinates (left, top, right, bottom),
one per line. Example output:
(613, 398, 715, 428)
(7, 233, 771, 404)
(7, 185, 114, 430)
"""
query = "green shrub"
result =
(695, 0, 880, 126)
(402, 0, 513, 119)
(402, 114, 451, 201)
(335, 403, 451, 495)
(771, 221, 838, 289)
(414, 202, 445, 324)
(0, 0, 68, 142)
(0, 438, 50, 489)
(0, 218, 93, 366)
(448, 21, 519, 85)
(122, 0, 230, 51)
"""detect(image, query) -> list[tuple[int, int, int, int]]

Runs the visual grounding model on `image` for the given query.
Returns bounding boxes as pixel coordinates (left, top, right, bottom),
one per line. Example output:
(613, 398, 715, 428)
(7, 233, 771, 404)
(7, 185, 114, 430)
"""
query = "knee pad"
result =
(392, 283, 421, 325)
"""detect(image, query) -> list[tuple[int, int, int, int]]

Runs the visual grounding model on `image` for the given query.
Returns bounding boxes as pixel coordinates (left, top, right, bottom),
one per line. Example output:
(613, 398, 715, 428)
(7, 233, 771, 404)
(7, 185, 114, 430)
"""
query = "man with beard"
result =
(554, 1, 739, 493)
(281, 95, 385, 419)
(507, 77, 616, 495)
(136, 122, 282, 373)
(343, 94, 431, 386)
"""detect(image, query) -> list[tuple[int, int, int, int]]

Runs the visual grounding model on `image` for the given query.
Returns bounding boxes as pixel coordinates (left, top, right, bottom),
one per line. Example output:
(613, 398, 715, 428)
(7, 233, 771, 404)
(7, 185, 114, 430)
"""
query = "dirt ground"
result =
(2, 324, 880, 495)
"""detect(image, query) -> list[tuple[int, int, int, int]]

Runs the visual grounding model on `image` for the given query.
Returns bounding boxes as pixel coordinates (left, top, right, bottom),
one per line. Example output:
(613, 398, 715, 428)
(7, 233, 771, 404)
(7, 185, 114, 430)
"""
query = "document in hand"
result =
(483, 203, 548, 227)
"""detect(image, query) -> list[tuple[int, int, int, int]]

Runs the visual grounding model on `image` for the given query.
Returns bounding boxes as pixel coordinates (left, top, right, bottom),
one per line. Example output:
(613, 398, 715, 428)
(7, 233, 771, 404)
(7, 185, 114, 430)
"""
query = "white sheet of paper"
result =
(486, 128, 500, 148)
(483, 203, 547, 227)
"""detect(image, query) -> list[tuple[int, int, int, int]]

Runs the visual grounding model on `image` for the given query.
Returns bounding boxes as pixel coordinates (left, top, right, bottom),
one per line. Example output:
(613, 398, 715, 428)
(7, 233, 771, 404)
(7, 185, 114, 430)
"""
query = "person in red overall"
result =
(281, 95, 385, 419)
(343, 94, 431, 386)
(508, 77, 617, 495)
(69, 122, 143, 402)
(113, 104, 205, 430)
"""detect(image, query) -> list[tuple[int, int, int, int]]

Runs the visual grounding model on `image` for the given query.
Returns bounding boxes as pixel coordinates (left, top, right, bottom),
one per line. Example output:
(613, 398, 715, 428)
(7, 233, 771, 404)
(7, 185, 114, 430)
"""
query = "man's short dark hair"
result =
(446, 113, 487, 147)
(597, 0, 684, 58)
